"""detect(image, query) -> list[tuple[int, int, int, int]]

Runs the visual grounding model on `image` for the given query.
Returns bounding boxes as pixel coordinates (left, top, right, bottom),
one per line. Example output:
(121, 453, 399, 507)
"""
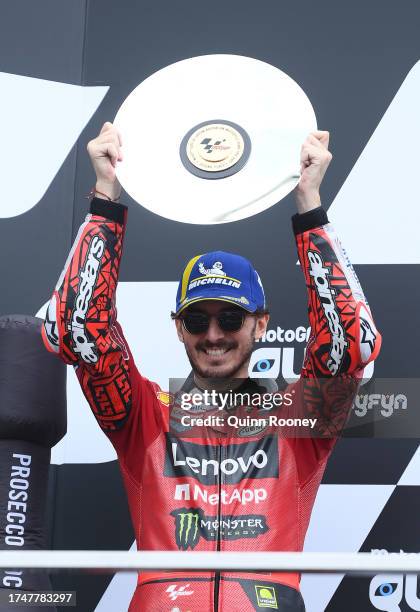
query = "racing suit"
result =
(42, 197, 381, 611)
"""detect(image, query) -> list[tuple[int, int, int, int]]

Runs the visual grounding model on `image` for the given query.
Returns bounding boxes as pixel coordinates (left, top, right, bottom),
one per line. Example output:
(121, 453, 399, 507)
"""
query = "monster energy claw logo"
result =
(171, 508, 202, 550)
(171, 508, 268, 550)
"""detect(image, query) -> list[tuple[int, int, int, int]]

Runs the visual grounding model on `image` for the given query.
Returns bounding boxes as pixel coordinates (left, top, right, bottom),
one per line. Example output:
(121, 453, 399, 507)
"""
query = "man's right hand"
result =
(87, 121, 123, 201)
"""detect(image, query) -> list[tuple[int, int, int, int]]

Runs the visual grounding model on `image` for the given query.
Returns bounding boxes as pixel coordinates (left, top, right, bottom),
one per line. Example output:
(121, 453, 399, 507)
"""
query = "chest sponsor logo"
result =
(164, 435, 279, 485)
(171, 507, 268, 550)
(174, 483, 267, 506)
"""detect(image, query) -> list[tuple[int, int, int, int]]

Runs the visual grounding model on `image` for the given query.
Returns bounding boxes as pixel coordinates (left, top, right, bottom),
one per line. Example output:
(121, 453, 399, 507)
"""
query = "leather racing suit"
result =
(42, 197, 381, 611)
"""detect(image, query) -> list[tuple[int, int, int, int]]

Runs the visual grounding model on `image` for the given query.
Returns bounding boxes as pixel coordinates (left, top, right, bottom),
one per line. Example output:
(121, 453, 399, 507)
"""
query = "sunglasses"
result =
(180, 310, 247, 334)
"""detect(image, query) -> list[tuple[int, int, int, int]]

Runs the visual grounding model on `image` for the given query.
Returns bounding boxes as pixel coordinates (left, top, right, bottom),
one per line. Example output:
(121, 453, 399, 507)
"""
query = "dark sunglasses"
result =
(181, 310, 247, 334)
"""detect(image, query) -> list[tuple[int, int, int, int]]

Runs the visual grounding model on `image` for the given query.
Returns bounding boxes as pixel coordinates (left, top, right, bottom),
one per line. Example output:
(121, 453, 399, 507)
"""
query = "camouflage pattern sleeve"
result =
(41, 197, 133, 431)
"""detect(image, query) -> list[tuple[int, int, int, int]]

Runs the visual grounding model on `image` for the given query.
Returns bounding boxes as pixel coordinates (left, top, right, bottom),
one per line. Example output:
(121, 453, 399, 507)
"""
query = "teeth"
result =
(205, 348, 228, 356)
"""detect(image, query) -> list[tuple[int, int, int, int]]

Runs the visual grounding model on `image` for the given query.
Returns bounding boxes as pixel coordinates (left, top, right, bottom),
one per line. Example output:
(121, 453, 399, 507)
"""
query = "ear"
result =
(254, 313, 269, 340)
(174, 318, 185, 343)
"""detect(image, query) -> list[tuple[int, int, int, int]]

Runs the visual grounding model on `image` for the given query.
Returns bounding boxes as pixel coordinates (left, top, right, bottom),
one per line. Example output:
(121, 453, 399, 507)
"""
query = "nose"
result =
(204, 316, 226, 344)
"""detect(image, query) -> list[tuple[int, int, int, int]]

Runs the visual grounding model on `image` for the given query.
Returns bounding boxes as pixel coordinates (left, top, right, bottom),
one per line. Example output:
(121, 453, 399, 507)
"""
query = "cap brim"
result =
(176, 295, 258, 316)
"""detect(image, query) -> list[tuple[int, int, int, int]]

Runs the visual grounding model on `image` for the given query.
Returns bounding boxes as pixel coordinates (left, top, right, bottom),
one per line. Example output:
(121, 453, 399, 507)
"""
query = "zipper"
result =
(213, 443, 222, 611)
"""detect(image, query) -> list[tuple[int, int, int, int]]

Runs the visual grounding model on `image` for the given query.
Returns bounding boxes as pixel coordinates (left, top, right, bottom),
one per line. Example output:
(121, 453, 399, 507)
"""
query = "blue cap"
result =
(175, 250, 266, 315)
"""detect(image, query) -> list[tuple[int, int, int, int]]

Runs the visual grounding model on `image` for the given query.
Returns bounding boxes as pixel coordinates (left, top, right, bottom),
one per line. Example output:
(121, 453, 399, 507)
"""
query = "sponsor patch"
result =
(174, 483, 267, 506)
(164, 435, 279, 485)
(238, 424, 269, 437)
(188, 275, 241, 291)
(156, 391, 174, 407)
(255, 585, 278, 609)
(171, 507, 268, 550)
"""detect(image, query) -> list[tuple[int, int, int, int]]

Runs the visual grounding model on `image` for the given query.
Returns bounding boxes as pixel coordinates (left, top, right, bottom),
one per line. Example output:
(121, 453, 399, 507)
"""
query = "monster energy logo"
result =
(171, 508, 268, 550)
(171, 508, 202, 550)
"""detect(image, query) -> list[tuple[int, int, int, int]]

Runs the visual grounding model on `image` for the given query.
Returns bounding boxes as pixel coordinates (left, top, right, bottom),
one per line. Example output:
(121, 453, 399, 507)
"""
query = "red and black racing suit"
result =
(42, 198, 381, 611)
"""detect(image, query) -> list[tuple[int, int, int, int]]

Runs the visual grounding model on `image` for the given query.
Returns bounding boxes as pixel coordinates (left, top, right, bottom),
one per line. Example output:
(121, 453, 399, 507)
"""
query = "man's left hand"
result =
(294, 131, 332, 214)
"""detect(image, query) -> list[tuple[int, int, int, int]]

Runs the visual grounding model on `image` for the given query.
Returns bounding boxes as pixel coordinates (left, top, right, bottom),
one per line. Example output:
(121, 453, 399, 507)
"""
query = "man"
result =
(42, 122, 381, 611)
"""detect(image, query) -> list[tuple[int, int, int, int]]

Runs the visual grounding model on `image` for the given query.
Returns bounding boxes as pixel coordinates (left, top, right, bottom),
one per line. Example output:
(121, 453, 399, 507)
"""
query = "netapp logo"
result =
(174, 483, 267, 506)
(308, 250, 348, 374)
(70, 235, 105, 363)
(164, 436, 279, 485)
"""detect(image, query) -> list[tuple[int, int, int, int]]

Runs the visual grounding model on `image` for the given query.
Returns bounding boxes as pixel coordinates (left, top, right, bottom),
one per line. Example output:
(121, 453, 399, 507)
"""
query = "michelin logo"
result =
(198, 261, 226, 276)
(189, 261, 241, 290)
(188, 276, 241, 290)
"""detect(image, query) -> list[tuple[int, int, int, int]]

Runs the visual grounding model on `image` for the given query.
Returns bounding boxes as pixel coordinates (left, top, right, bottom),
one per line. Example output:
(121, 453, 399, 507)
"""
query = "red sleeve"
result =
(41, 198, 163, 445)
(295, 215, 381, 378)
(288, 208, 382, 484)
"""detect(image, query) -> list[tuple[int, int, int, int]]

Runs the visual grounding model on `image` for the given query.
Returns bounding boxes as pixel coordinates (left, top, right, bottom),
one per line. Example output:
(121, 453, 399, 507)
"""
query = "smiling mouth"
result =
(202, 348, 231, 357)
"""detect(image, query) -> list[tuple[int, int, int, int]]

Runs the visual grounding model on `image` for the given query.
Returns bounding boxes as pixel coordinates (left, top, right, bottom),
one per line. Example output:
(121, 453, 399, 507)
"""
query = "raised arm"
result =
(41, 124, 134, 432)
(292, 132, 381, 435)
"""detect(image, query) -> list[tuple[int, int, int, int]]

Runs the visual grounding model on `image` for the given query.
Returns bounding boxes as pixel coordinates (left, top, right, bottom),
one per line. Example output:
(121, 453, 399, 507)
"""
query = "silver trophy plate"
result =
(114, 54, 317, 224)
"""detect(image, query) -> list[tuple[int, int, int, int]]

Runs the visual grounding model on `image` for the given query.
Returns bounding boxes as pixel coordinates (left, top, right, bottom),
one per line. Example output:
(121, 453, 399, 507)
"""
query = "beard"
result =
(184, 320, 256, 381)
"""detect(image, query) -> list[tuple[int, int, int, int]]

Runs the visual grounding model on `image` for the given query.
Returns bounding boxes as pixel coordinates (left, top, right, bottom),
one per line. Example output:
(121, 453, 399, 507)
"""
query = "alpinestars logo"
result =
(200, 138, 229, 154)
(308, 250, 348, 374)
(70, 236, 105, 364)
(171, 508, 268, 550)
(360, 316, 377, 353)
(44, 297, 59, 350)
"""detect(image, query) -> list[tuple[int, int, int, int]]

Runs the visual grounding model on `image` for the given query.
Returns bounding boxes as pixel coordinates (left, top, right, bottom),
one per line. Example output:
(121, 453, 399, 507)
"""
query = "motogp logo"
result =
(200, 137, 229, 154)
(370, 575, 420, 611)
(166, 583, 194, 601)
